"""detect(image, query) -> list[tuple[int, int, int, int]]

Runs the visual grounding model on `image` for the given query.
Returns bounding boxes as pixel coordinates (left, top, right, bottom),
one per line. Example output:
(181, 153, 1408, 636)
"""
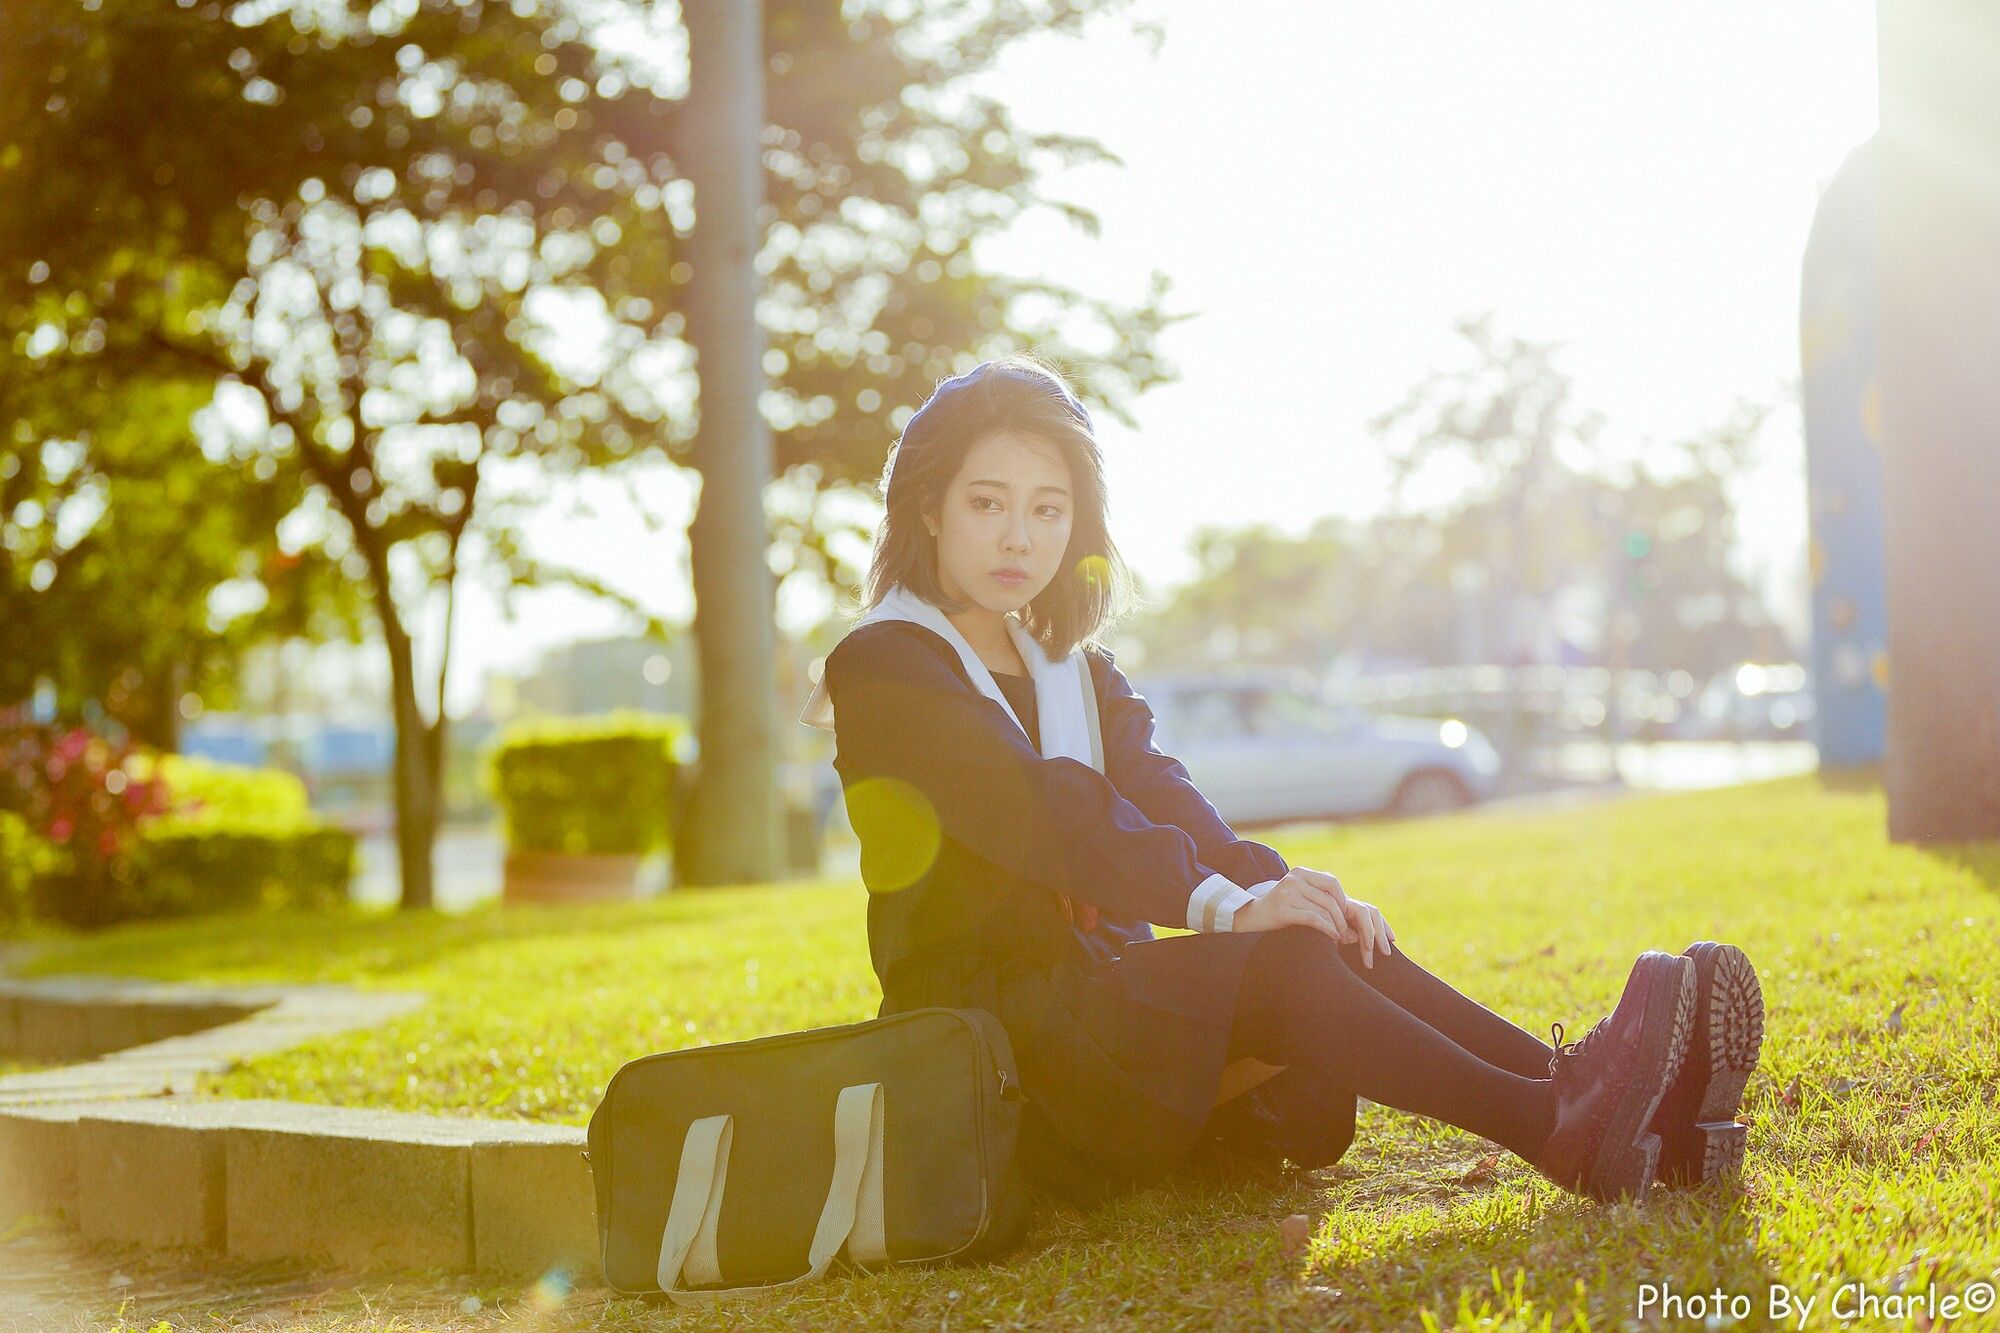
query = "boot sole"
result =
(1654, 942, 1764, 1185)
(1585, 955, 1696, 1205)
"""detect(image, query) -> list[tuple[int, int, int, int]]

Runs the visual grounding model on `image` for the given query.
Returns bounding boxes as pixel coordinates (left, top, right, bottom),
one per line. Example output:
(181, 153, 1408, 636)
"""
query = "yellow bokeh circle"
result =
(843, 776, 942, 893)
(1074, 553, 1112, 591)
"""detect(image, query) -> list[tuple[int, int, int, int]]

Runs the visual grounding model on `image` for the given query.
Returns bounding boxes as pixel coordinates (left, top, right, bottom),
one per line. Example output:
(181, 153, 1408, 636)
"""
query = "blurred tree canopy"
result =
(0, 361, 363, 748)
(0, 0, 1173, 906)
(1124, 316, 1787, 681)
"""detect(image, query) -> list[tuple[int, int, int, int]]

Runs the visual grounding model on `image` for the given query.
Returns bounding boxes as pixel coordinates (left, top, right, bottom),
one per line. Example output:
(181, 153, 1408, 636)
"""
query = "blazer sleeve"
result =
(824, 622, 1252, 930)
(1091, 647, 1292, 891)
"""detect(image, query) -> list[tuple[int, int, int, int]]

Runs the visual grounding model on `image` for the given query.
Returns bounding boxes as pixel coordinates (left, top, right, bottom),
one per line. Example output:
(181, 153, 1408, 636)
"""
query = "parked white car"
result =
(1130, 670, 1502, 825)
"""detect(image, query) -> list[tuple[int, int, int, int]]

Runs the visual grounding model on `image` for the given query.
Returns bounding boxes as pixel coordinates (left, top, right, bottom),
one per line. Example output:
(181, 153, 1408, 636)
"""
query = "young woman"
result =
(801, 356, 1765, 1210)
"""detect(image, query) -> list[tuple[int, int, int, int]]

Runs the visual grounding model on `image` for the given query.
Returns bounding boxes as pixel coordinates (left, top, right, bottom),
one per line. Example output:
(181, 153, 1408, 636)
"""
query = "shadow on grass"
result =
(1921, 842, 2000, 895)
(1310, 1175, 1765, 1325)
(15, 880, 837, 985)
(1812, 762, 1998, 897)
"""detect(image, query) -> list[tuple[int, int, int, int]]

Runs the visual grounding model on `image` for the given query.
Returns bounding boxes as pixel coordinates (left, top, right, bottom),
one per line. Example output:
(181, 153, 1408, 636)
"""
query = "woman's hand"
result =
(1230, 866, 1397, 967)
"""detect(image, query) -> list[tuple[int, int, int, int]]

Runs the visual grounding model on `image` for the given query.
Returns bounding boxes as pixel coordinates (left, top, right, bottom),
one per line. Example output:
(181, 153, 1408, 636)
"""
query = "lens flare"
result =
(845, 776, 942, 892)
(1074, 553, 1111, 591)
(529, 1267, 572, 1310)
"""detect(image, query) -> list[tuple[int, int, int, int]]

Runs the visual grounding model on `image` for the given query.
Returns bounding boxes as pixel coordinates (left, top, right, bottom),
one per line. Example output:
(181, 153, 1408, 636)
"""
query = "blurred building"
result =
(486, 635, 697, 720)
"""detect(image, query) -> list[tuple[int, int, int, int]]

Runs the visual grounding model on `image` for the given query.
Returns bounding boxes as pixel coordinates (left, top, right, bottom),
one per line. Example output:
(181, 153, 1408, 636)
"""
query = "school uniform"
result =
(802, 585, 1358, 1206)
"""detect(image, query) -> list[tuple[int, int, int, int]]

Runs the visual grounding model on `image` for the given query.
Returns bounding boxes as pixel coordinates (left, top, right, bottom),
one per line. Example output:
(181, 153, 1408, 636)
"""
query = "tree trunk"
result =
(1877, 1, 2000, 841)
(123, 659, 183, 753)
(675, 0, 783, 887)
(381, 594, 439, 909)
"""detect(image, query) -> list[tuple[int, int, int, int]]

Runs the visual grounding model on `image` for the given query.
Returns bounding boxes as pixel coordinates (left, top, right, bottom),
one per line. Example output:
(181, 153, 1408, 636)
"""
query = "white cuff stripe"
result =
(1188, 873, 1238, 933)
(1209, 886, 1256, 931)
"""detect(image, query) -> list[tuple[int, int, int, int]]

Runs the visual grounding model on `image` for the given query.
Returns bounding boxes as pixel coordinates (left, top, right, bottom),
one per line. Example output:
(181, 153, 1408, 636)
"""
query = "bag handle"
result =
(655, 1081, 889, 1303)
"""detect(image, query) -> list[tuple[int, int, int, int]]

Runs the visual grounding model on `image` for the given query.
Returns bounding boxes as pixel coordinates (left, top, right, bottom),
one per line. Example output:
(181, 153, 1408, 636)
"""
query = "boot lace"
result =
(1547, 1018, 1608, 1082)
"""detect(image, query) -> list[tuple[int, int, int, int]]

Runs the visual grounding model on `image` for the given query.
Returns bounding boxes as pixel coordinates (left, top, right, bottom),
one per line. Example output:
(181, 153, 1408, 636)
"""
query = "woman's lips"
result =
(993, 570, 1026, 585)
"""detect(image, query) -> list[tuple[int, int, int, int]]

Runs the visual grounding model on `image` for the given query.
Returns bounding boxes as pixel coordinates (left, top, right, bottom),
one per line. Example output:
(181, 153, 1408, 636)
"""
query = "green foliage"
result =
(482, 711, 690, 856)
(128, 819, 354, 918)
(144, 753, 312, 823)
(114, 752, 355, 919)
(0, 0, 1174, 654)
(0, 723, 351, 927)
(1, 0, 1174, 908)
(0, 720, 174, 928)
(0, 809, 57, 930)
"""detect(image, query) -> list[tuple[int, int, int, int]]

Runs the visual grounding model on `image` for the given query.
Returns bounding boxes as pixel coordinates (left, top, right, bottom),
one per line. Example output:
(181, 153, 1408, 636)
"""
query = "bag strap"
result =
(1075, 654, 1105, 774)
(655, 1081, 889, 1303)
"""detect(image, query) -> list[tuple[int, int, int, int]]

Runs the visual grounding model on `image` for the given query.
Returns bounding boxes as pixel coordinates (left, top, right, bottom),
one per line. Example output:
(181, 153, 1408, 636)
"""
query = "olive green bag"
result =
(585, 1005, 1033, 1300)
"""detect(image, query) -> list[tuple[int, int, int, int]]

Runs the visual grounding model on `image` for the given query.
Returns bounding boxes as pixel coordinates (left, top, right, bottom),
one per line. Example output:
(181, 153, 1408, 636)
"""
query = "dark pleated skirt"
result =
(883, 929, 1354, 1207)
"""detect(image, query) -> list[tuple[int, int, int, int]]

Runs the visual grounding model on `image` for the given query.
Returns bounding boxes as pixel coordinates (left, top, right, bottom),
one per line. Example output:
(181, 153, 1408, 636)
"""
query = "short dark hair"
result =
(859, 354, 1138, 658)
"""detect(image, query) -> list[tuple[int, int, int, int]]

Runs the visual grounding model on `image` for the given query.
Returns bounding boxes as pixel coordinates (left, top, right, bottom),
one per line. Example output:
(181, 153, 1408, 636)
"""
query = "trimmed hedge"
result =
(0, 735, 355, 927)
(128, 818, 355, 917)
(483, 712, 691, 857)
(120, 755, 355, 919)
(144, 752, 312, 821)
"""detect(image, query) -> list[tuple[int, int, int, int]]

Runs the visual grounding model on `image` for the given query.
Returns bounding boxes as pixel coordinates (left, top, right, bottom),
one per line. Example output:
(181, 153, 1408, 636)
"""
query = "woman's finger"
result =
(1346, 900, 1377, 967)
(1357, 905, 1390, 959)
(1373, 907, 1395, 954)
(1282, 899, 1346, 944)
(1294, 881, 1359, 944)
(1292, 866, 1349, 907)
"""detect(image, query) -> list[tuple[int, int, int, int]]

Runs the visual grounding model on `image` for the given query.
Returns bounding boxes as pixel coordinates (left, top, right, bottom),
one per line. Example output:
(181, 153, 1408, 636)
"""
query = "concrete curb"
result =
(0, 974, 598, 1280)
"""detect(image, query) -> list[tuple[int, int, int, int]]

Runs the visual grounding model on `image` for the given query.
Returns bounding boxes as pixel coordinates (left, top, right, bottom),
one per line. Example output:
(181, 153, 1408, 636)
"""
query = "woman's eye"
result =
(971, 496, 1062, 518)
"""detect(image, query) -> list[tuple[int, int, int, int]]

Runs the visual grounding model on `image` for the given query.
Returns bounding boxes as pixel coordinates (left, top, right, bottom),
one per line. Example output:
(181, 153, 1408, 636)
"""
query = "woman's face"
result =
(927, 428, 1075, 617)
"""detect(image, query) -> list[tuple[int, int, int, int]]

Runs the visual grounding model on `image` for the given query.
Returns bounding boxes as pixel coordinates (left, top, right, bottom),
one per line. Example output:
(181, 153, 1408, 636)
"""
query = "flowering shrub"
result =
(0, 720, 173, 927)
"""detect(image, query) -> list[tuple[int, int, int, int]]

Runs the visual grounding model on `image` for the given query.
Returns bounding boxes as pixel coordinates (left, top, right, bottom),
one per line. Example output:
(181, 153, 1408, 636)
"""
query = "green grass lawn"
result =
(19, 774, 2000, 1331)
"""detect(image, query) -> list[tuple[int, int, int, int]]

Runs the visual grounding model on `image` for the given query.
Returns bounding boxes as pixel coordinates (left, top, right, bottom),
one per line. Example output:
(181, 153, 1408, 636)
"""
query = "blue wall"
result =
(1800, 136, 1888, 767)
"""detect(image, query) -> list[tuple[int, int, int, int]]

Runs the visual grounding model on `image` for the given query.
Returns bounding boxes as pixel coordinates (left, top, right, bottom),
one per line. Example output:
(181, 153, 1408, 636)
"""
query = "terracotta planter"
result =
(502, 850, 649, 905)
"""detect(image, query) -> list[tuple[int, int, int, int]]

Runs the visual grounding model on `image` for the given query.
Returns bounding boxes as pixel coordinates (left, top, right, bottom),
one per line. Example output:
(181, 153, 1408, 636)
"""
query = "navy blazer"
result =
(822, 619, 1291, 996)
(825, 621, 1362, 1205)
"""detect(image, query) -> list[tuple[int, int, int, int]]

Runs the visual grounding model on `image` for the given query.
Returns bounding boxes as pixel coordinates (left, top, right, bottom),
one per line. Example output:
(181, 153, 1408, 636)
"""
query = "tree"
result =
(1367, 314, 1607, 675)
(1123, 322, 1784, 691)
(3, 0, 685, 907)
(1, 0, 1172, 904)
(1877, 1, 2000, 841)
(0, 353, 357, 748)
(656, 0, 1177, 883)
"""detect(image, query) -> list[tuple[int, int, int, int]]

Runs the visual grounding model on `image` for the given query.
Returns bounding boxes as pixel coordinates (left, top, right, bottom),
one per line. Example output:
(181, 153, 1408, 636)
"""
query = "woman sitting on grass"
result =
(801, 356, 1765, 1209)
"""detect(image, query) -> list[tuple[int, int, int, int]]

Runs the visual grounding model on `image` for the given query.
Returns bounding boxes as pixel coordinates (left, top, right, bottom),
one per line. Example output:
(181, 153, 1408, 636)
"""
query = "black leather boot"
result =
(1648, 941, 1764, 1185)
(1534, 951, 1696, 1204)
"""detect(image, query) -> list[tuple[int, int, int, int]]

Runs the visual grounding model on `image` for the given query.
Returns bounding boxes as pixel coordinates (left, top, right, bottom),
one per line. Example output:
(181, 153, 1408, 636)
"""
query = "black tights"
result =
(1227, 926, 1560, 1161)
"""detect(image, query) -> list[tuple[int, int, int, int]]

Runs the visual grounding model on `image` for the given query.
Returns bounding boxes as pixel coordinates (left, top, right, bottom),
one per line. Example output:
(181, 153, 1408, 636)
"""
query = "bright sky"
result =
(420, 0, 1880, 716)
